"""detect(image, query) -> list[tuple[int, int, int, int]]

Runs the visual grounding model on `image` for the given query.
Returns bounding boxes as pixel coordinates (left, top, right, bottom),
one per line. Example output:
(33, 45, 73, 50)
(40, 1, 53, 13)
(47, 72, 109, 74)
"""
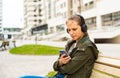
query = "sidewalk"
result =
(16, 40, 66, 48)
(0, 50, 58, 78)
(0, 40, 60, 78)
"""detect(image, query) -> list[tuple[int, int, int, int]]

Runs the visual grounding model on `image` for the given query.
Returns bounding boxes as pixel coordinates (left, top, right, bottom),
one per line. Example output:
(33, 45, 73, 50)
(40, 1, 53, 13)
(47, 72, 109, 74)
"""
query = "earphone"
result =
(77, 15, 87, 32)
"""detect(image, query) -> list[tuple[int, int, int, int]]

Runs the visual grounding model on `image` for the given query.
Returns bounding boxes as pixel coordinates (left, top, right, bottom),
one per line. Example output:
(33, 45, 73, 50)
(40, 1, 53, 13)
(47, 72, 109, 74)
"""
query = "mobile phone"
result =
(59, 50, 68, 57)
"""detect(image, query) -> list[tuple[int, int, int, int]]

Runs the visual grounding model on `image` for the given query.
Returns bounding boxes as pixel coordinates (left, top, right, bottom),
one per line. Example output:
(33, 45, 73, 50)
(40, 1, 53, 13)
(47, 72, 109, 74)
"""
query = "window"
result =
(86, 17, 96, 29)
(83, 1, 95, 11)
(112, 11, 120, 25)
(89, 1, 94, 9)
(34, 0, 37, 2)
(102, 14, 112, 26)
(85, 3, 88, 10)
(34, 19, 37, 22)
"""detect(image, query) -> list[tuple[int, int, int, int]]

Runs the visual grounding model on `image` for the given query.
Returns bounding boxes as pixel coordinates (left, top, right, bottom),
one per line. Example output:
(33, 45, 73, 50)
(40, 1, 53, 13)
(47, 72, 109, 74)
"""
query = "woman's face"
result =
(66, 20, 84, 41)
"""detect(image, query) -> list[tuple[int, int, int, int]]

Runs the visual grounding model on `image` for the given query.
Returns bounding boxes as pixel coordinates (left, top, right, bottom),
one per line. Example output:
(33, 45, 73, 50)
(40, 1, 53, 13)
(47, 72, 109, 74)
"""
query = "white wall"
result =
(82, 0, 120, 17)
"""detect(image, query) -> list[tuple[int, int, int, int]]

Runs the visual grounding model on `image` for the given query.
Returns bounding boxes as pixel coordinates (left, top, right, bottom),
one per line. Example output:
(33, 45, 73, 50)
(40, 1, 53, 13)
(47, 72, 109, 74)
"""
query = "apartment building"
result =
(0, 0, 2, 32)
(46, 0, 120, 33)
(46, 0, 82, 34)
(23, 0, 120, 36)
(23, 0, 81, 35)
(0, 0, 3, 40)
(47, 0, 67, 33)
(24, 0, 42, 35)
(81, 0, 120, 30)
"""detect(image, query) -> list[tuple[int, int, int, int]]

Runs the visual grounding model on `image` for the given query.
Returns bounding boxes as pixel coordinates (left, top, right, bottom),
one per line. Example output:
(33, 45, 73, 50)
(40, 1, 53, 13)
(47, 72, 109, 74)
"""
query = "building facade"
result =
(81, 0, 120, 30)
(47, 0, 67, 33)
(23, 0, 81, 35)
(24, 0, 42, 35)
(23, 0, 120, 36)
(0, 0, 2, 32)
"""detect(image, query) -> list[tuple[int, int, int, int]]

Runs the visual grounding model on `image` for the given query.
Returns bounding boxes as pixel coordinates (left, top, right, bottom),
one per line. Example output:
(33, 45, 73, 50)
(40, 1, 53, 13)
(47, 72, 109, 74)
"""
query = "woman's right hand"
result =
(58, 54, 71, 66)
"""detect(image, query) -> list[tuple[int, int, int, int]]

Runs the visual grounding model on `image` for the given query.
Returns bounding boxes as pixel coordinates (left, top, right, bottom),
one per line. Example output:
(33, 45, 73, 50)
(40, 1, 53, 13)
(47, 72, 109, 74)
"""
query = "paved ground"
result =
(0, 40, 60, 78)
(0, 40, 120, 78)
(0, 50, 58, 78)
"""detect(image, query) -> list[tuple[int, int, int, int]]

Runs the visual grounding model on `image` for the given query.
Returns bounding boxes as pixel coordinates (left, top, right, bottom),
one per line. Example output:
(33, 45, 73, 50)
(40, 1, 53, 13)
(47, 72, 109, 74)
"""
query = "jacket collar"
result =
(76, 35, 89, 47)
(66, 35, 89, 51)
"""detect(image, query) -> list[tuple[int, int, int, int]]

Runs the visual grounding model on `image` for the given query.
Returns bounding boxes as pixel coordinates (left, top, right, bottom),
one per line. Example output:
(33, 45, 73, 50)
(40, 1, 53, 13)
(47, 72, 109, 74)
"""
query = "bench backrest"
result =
(91, 55, 120, 78)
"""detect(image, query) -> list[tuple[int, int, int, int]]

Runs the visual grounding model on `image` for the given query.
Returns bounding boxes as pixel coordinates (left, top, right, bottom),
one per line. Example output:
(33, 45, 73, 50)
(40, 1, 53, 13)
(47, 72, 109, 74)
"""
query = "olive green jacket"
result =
(53, 35, 99, 78)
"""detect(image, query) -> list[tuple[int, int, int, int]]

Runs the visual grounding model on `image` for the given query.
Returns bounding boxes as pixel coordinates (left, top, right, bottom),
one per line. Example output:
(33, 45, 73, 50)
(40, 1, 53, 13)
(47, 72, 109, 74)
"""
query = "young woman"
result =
(53, 14, 99, 78)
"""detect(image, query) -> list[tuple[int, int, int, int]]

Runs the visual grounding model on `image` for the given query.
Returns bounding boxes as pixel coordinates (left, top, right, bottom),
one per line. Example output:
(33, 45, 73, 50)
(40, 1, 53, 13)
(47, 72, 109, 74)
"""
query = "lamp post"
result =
(35, 34, 38, 44)
(3, 30, 9, 40)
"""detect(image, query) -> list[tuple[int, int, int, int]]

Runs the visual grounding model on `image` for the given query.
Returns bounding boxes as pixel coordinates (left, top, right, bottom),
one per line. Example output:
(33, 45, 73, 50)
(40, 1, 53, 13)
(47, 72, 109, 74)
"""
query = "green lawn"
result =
(9, 44, 64, 55)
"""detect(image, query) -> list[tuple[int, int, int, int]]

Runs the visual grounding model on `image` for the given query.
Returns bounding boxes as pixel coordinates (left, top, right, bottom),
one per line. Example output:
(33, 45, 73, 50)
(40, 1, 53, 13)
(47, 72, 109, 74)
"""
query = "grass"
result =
(9, 44, 64, 55)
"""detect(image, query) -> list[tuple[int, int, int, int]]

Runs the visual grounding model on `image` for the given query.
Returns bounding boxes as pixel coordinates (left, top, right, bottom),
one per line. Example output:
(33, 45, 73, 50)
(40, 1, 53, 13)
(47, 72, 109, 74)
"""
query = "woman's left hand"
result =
(58, 54, 71, 66)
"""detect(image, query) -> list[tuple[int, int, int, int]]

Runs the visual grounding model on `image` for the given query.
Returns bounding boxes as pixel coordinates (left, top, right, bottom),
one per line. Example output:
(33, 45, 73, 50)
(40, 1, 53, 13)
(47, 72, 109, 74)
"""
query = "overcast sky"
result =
(2, 0, 24, 28)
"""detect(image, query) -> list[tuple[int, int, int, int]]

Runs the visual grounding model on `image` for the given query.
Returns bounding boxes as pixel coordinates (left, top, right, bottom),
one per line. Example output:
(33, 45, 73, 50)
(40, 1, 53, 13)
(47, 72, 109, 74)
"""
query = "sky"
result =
(2, 0, 24, 28)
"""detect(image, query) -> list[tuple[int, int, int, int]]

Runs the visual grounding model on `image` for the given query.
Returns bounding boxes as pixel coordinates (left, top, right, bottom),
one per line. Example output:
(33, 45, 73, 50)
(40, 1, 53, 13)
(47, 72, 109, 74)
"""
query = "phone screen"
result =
(59, 50, 68, 57)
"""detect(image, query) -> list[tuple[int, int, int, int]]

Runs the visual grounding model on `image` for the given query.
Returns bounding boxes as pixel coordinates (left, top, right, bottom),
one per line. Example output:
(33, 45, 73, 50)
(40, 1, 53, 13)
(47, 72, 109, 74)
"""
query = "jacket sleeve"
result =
(53, 59, 60, 71)
(53, 40, 73, 72)
(53, 46, 95, 74)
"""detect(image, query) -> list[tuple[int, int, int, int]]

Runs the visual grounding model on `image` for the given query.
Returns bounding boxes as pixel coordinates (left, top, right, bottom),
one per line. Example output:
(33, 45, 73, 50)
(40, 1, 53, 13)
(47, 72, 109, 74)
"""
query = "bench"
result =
(91, 55, 120, 78)
(0, 41, 9, 50)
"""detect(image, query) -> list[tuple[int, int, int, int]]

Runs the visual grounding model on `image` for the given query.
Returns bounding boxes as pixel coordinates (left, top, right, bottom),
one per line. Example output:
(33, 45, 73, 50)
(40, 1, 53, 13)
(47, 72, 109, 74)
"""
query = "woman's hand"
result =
(58, 54, 71, 66)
